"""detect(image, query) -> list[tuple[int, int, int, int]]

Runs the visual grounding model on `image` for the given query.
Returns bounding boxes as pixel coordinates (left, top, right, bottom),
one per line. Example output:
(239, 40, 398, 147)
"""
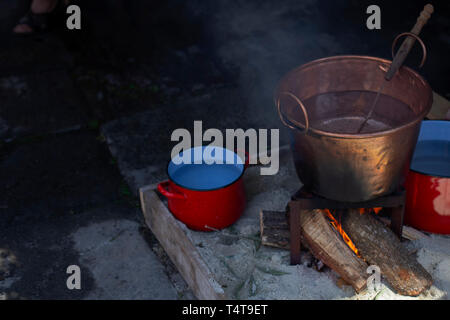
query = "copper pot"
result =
(275, 56, 432, 202)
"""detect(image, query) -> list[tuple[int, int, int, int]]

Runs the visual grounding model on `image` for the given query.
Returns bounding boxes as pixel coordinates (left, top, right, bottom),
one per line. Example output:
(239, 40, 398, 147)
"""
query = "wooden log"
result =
(295, 209, 368, 292)
(140, 185, 227, 300)
(260, 211, 327, 271)
(260, 210, 290, 250)
(378, 217, 429, 241)
(341, 209, 433, 296)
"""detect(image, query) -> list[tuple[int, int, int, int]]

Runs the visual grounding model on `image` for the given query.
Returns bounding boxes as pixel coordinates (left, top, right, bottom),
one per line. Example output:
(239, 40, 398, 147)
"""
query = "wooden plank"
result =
(139, 185, 227, 300)
(427, 92, 450, 120)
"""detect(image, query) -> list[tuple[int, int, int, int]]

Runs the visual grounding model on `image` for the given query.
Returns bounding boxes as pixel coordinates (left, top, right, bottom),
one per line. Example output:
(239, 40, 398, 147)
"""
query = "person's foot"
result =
(13, 0, 58, 34)
(13, 22, 34, 34)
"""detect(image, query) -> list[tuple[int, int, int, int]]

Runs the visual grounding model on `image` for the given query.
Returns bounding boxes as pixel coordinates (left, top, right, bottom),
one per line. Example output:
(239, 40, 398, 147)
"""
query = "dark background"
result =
(0, 0, 448, 299)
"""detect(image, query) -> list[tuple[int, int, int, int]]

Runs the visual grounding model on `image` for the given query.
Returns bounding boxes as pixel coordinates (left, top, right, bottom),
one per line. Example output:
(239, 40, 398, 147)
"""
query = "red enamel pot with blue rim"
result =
(404, 120, 450, 234)
(157, 146, 249, 231)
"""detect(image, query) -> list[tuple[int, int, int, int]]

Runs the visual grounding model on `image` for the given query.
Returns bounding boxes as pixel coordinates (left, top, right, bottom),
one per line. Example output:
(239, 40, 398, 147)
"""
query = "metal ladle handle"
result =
(276, 91, 310, 134)
(385, 4, 433, 80)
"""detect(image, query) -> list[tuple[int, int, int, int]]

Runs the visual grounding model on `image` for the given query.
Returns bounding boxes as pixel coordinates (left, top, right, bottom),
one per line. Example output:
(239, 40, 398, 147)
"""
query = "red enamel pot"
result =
(157, 146, 248, 231)
(404, 120, 450, 234)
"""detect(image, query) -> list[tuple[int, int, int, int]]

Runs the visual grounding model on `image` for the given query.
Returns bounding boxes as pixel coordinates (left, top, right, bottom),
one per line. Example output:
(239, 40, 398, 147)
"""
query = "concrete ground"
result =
(1, 0, 449, 299)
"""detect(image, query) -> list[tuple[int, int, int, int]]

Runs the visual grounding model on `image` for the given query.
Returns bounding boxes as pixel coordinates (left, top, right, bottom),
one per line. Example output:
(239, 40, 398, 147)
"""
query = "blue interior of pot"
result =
(168, 146, 245, 190)
(410, 120, 450, 178)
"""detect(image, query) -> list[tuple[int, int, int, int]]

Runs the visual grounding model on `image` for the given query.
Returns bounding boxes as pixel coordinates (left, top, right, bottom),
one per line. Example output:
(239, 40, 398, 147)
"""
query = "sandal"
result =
(13, 10, 51, 34)
(13, 1, 62, 35)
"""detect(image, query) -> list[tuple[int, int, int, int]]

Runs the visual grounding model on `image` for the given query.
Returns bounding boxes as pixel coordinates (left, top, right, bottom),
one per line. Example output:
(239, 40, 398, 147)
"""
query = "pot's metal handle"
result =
(157, 181, 186, 200)
(391, 32, 427, 68)
(276, 91, 310, 134)
(385, 4, 433, 80)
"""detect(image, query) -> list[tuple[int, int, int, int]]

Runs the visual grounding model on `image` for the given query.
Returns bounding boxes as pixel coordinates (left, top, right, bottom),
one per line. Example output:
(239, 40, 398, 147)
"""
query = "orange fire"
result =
(324, 209, 362, 258)
(358, 207, 382, 215)
(325, 208, 383, 258)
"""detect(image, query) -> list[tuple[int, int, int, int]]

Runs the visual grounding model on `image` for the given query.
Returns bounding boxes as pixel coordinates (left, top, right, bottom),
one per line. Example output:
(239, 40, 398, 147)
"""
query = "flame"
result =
(324, 209, 361, 258)
(325, 208, 383, 259)
(358, 207, 382, 215)
(373, 207, 382, 214)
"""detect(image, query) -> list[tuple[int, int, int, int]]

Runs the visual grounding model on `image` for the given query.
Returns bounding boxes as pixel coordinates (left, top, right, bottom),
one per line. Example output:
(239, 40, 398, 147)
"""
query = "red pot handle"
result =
(157, 181, 186, 200)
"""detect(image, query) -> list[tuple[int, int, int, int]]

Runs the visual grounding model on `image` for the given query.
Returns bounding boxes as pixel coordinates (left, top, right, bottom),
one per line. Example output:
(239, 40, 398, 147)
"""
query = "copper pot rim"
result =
(275, 55, 433, 139)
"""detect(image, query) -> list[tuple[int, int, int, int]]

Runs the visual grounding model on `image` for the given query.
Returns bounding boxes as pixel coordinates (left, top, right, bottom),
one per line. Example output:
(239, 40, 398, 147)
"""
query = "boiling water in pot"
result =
(300, 90, 417, 134)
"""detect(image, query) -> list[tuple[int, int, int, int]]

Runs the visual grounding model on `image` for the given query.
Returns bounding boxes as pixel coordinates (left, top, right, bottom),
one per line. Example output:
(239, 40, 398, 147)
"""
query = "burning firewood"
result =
(341, 209, 433, 296)
(260, 210, 368, 292)
(260, 209, 433, 296)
